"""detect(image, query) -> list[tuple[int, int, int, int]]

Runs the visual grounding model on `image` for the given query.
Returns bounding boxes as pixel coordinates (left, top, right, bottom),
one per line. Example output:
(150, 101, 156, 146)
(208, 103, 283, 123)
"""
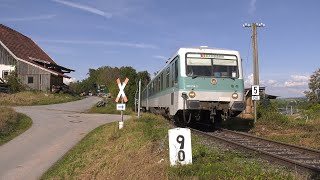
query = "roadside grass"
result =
(0, 91, 82, 106)
(0, 107, 32, 145)
(42, 113, 301, 179)
(251, 105, 320, 150)
(42, 113, 170, 179)
(88, 98, 135, 115)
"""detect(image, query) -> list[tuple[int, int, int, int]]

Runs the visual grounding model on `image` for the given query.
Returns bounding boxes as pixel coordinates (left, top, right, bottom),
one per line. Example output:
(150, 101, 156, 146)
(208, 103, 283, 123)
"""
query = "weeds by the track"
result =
(252, 104, 320, 150)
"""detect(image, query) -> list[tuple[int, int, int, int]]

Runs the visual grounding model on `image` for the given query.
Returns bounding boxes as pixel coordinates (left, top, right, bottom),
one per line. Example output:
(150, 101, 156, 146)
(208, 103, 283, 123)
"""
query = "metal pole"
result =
(138, 79, 141, 118)
(134, 95, 137, 113)
(121, 98, 123, 123)
(134, 81, 138, 113)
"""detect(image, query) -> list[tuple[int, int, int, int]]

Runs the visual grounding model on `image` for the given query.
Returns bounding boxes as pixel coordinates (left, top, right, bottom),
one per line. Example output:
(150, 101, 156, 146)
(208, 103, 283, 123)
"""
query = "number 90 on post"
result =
(168, 128, 192, 166)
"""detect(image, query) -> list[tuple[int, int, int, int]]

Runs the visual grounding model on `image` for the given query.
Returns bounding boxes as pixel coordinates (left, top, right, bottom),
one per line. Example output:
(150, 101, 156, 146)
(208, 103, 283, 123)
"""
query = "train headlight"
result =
(211, 78, 217, 85)
(232, 93, 238, 99)
(189, 91, 196, 98)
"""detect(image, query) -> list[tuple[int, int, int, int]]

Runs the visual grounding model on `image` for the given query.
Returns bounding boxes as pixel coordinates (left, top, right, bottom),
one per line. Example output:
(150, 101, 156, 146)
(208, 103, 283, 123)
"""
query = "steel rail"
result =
(190, 128, 320, 174)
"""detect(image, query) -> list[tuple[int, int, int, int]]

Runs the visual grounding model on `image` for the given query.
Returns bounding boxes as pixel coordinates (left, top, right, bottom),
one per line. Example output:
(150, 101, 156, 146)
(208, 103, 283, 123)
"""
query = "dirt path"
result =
(0, 97, 128, 180)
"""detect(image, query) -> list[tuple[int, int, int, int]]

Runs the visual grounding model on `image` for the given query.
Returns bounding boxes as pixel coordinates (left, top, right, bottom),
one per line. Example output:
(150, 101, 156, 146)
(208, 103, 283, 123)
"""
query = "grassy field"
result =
(42, 113, 302, 179)
(251, 106, 320, 150)
(0, 91, 82, 106)
(0, 107, 32, 145)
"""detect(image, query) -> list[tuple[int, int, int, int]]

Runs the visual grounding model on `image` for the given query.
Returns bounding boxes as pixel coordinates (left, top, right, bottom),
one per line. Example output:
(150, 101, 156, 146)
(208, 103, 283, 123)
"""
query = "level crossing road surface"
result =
(0, 97, 129, 180)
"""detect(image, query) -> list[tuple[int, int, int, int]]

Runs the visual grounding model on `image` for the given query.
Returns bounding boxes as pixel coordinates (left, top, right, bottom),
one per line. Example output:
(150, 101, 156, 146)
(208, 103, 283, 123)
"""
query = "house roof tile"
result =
(0, 24, 56, 64)
(0, 24, 72, 78)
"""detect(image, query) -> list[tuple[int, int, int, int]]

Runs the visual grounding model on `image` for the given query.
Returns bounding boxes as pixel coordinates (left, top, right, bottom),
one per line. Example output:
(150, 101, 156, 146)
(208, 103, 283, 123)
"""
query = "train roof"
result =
(150, 46, 241, 80)
(177, 47, 240, 55)
(179, 46, 239, 51)
(166, 47, 240, 63)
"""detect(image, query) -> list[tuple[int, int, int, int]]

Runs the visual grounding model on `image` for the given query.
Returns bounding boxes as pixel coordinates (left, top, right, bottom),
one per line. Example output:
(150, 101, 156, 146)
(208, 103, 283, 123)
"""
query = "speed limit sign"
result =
(252, 85, 260, 96)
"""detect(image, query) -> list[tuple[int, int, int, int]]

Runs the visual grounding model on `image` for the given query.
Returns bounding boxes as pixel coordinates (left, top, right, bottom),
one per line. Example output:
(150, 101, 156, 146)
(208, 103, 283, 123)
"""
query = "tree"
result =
(304, 68, 320, 102)
(137, 71, 151, 89)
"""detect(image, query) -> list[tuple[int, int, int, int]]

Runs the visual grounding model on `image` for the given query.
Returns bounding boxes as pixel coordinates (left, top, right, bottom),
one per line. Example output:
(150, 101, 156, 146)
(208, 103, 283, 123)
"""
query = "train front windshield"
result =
(186, 53, 239, 78)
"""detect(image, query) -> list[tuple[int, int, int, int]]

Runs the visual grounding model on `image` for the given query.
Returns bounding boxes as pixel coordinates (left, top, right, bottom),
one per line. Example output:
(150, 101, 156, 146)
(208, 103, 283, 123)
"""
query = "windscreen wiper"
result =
(192, 75, 199, 79)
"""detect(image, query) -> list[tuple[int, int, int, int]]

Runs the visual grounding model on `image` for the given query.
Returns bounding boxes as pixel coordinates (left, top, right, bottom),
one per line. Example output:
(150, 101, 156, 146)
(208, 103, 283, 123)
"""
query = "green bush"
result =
(302, 103, 320, 120)
(257, 103, 290, 127)
(4, 71, 25, 93)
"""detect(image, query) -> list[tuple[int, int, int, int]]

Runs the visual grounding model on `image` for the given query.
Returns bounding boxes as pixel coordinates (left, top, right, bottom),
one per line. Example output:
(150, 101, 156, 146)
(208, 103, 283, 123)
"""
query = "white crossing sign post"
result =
(115, 78, 129, 103)
(115, 78, 129, 129)
(168, 128, 192, 166)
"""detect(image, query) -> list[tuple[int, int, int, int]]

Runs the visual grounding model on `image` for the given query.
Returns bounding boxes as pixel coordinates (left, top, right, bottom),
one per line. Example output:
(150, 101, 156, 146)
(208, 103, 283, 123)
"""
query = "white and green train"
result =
(141, 47, 245, 127)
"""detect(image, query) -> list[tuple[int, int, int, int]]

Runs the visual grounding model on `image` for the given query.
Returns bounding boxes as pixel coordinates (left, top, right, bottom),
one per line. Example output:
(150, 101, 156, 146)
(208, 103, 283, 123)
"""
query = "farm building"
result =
(0, 24, 74, 91)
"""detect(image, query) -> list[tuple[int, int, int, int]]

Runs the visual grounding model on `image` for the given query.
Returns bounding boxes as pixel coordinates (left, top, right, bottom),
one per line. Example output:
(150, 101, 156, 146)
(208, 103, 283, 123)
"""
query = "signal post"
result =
(115, 77, 129, 129)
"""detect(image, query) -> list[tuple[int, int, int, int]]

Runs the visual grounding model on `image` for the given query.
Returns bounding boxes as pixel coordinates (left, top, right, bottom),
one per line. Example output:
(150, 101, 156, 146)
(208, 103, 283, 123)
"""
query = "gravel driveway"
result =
(0, 97, 128, 180)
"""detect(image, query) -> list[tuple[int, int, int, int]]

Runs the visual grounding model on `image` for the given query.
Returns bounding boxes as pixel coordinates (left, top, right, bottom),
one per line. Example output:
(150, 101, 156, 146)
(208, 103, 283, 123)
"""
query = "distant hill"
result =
(278, 97, 307, 101)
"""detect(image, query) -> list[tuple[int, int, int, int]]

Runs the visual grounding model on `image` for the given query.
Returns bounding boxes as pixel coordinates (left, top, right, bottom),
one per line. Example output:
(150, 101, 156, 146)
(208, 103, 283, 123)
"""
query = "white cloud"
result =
(284, 75, 309, 87)
(1, 14, 56, 22)
(243, 73, 309, 97)
(103, 50, 120, 54)
(244, 74, 253, 87)
(290, 75, 309, 81)
(284, 81, 308, 87)
(52, 0, 112, 18)
(249, 0, 257, 15)
(37, 39, 157, 49)
(153, 55, 167, 60)
(267, 79, 277, 86)
(63, 77, 76, 85)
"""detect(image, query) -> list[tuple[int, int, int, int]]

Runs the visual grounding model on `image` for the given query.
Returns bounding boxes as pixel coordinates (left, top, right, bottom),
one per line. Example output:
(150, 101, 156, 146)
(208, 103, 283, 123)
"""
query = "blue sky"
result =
(1, 0, 319, 97)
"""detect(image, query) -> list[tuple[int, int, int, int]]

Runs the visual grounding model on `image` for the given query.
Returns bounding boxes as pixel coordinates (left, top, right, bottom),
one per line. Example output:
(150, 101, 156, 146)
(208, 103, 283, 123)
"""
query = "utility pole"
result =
(138, 79, 141, 118)
(243, 22, 265, 123)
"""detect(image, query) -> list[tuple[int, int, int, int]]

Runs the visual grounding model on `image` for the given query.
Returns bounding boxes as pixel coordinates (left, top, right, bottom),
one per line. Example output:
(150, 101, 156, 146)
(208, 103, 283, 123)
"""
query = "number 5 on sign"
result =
(252, 85, 260, 96)
(168, 128, 192, 166)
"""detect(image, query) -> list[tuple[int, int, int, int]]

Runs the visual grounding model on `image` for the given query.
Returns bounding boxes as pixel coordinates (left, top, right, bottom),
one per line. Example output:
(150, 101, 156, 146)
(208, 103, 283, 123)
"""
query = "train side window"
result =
(174, 60, 178, 84)
(158, 76, 161, 92)
(151, 82, 154, 95)
(166, 67, 170, 88)
(171, 62, 175, 87)
(160, 73, 163, 91)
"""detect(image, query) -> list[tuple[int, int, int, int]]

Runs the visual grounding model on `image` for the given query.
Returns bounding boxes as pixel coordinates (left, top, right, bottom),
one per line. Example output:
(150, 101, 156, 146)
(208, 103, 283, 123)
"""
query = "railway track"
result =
(191, 128, 320, 175)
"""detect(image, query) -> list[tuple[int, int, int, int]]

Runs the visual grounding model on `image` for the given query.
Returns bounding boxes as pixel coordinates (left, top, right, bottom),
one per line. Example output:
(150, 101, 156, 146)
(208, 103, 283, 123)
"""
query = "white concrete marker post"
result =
(168, 128, 192, 166)
(115, 78, 129, 129)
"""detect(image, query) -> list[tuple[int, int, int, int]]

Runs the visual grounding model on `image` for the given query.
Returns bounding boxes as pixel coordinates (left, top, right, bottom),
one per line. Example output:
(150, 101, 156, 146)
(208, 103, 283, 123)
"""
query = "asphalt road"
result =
(0, 97, 128, 180)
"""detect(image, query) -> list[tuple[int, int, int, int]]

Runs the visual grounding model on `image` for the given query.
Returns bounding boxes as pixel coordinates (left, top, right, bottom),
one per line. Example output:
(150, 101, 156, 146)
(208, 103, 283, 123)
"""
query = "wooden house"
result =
(0, 24, 74, 91)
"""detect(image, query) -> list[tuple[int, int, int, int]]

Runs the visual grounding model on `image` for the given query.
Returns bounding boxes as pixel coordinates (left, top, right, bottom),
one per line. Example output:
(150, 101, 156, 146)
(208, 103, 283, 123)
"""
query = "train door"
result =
(170, 56, 179, 115)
